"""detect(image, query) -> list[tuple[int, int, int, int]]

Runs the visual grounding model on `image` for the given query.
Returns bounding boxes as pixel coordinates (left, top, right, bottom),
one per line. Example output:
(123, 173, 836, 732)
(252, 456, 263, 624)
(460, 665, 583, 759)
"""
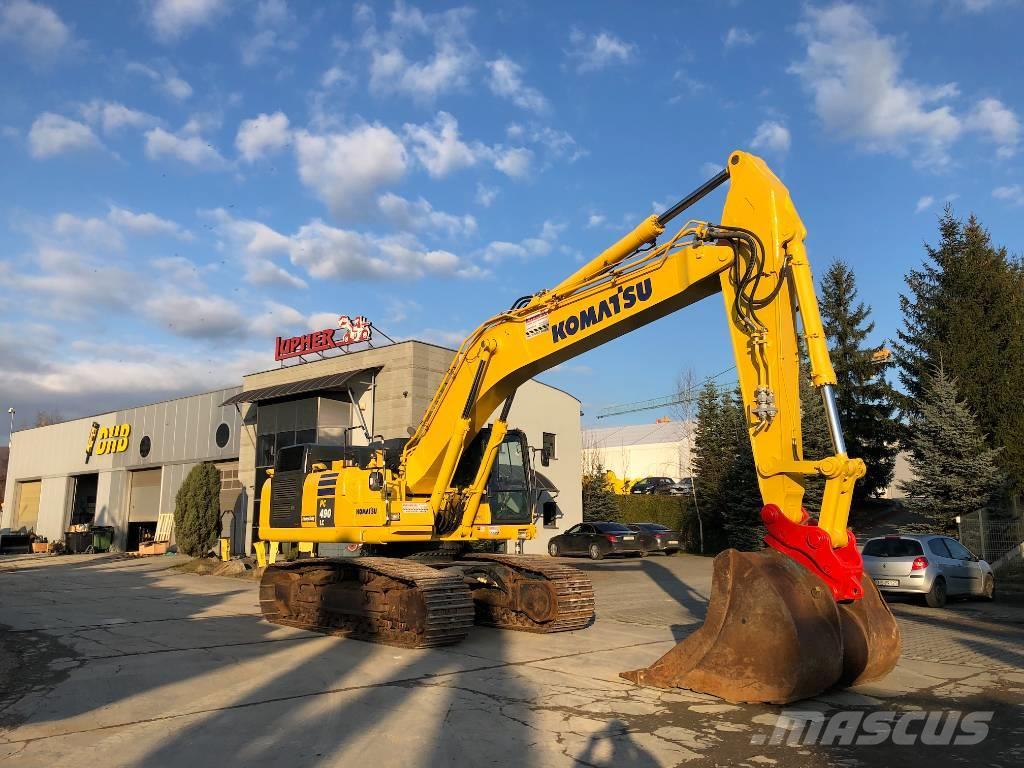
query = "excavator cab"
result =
(453, 427, 534, 526)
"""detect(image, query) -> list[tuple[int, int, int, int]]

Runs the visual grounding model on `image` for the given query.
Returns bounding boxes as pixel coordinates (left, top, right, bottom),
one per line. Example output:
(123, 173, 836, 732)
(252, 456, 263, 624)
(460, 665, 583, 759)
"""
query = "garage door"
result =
(128, 469, 162, 522)
(15, 480, 41, 532)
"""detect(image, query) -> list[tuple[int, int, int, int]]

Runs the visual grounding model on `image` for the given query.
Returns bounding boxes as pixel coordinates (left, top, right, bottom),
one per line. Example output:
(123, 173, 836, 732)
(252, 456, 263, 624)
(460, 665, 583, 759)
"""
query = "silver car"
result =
(861, 534, 995, 608)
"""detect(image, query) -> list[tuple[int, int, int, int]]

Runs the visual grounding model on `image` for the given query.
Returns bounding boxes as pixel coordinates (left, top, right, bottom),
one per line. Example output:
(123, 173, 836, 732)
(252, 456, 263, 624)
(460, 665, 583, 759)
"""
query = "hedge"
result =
(613, 494, 700, 550)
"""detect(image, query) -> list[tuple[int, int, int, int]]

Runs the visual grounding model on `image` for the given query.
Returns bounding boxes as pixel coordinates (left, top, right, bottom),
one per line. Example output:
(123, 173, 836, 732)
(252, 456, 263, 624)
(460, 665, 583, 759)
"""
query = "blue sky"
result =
(2, 0, 1023, 443)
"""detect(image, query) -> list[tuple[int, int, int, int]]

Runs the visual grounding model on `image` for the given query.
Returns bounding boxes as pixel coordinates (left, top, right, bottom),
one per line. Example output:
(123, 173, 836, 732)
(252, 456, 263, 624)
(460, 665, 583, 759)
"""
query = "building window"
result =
(542, 501, 559, 528)
(215, 422, 230, 448)
(139, 435, 151, 458)
(541, 432, 556, 467)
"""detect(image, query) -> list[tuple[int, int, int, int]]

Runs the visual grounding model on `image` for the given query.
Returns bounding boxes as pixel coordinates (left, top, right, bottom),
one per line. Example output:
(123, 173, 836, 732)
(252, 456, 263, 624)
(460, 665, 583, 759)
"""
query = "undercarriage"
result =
(259, 552, 595, 648)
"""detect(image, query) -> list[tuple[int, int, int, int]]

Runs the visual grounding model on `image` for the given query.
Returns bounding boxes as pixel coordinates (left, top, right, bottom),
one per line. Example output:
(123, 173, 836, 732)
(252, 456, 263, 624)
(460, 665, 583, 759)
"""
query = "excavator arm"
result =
(402, 151, 865, 599)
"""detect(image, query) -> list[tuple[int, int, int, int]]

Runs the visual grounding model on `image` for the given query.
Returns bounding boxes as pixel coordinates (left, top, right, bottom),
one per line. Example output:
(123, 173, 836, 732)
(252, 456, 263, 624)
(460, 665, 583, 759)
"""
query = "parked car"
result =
(861, 534, 995, 608)
(625, 523, 682, 555)
(547, 521, 644, 560)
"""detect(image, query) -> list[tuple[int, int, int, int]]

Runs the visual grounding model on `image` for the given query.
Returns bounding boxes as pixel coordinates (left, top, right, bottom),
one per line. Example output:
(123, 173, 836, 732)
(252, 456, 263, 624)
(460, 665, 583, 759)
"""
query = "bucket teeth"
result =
(620, 548, 901, 705)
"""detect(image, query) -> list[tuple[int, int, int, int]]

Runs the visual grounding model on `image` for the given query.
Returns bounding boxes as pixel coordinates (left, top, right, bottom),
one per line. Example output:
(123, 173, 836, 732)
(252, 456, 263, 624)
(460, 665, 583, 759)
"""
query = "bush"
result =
(174, 462, 222, 557)
(614, 495, 699, 551)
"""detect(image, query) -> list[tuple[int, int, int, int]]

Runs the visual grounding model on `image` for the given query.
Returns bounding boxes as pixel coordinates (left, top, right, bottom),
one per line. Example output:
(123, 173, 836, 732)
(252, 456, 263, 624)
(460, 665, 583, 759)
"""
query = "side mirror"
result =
(311, 462, 328, 472)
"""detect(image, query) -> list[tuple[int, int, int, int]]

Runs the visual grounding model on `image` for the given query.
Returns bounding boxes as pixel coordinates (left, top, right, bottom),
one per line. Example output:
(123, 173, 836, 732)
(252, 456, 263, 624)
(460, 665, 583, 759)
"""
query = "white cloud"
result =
(80, 100, 157, 134)
(148, 0, 229, 42)
(487, 57, 548, 112)
(144, 124, 226, 169)
(789, 4, 962, 162)
(236, 111, 291, 162)
(700, 161, 725, 178)
(481, 219, 563, 263)
(294, 123, 408, 218)
(377, 192, 477, 238)
(965, 98, 1019, 157)
(0, 0, 71, 62)
(126, 61, 193, 100)
(749, 120, 791, 154)
(203, 207, 304, 288)
(321, 65, 354, 89)
(993, 184, 1024, 205)
(475, 182, 498, 207)
(359, 3, 476, 101)
(416, 328, 470, 347)
(53, 213, 124, 250)
(493, 146, 533, 178)
(144, 292, 249, 338)
(723, 27, 756, 48)
(566, 28, 633, 73)
(404, 111, 478, 178)
(28, 112, 101, 158)
(915, 195, 935, 213)
(13, 246, 140, 314)
(587, 213, 605, 228)
(512, 123, 586, 163)
(240, 0, 298, 67)
(208, 208, 485, 283)
(108, 206, 193, 240)
(289, 220, 479, 280)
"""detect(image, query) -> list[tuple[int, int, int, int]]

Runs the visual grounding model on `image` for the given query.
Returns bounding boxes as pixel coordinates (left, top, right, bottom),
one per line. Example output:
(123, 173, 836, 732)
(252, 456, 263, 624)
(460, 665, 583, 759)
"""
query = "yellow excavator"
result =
(256, 151, 901, 704)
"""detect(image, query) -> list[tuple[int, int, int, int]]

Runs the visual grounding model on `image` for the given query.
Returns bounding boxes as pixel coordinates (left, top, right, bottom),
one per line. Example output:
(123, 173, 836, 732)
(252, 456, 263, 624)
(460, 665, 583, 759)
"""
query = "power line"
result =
(596, 365, 738, 419)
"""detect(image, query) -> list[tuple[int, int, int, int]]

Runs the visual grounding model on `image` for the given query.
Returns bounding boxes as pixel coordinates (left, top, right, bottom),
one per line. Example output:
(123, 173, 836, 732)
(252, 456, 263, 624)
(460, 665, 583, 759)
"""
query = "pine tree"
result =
(174, 463, 222, 557)
(719, 387, 764, 551)
(582, 466, 621, 522)
(798, 358, 833, 514)
(819, 260, 901, 503)
(690, 381, 731, 552)
(896, 209, 1024, 492)
(899, 367, 1005, 534)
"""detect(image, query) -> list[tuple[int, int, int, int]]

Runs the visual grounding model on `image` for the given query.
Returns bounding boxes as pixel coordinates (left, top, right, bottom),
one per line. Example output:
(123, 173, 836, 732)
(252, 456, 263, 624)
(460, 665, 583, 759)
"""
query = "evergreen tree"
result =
(174, 463, 222, 557)
(798, 359, 833, 514)
(719, 387, 764, 551)
(819, 260, 901, 503)
(690, 381, 731, 551)
(582, 467, 621, 522)
(900, 367, 1005, 534)
(896, 209, 1024, 492)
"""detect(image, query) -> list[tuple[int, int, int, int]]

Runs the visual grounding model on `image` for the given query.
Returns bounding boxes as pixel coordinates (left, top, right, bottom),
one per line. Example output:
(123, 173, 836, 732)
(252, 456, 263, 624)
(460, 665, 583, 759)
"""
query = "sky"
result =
(2, 0, 1023, 445)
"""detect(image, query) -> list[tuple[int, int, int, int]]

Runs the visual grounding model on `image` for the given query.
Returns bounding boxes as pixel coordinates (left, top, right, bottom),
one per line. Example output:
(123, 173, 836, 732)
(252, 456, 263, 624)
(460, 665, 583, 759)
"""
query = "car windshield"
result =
(593, 522, 632, 533)
(862, 538, 924, 557)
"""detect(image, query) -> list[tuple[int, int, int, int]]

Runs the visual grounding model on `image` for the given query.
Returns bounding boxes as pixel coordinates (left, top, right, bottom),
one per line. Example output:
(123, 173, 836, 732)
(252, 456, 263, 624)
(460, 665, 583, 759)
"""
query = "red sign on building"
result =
(274, 315, 372, 361)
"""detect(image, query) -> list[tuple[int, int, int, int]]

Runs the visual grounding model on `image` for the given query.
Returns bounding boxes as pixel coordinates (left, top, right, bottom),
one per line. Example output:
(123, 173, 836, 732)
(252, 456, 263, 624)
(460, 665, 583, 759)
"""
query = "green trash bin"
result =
(91, 526, 115, 553)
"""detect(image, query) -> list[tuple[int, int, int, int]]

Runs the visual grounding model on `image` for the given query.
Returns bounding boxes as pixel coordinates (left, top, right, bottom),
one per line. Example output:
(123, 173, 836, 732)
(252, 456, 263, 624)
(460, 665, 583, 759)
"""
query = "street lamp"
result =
(7, 407, 14, 436)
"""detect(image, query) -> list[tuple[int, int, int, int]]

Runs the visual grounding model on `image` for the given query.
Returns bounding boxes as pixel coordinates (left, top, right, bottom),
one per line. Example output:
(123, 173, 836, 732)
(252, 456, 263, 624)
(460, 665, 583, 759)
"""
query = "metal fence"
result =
(958, 509, 1024, 569)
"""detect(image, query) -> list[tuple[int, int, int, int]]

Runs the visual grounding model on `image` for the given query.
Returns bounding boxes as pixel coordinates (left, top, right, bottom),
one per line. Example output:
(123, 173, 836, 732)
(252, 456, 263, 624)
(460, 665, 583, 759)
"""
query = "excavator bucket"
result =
(620, 548, 900, 704)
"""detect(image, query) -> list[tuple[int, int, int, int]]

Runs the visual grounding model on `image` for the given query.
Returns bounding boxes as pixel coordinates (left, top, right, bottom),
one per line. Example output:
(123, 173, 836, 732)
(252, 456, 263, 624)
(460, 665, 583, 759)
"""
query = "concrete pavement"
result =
(1, 552, 1022, 767)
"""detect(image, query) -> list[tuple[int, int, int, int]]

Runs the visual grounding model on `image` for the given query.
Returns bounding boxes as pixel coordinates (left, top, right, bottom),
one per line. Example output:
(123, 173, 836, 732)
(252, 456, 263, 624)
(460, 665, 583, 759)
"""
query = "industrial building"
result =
(582, 420, 692, 484)
(2, 339, 582, 556)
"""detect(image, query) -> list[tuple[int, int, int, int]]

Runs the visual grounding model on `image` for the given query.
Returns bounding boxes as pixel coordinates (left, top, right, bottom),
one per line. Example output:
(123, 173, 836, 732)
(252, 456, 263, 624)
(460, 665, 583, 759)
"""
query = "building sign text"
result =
(275, 315, 372, 361)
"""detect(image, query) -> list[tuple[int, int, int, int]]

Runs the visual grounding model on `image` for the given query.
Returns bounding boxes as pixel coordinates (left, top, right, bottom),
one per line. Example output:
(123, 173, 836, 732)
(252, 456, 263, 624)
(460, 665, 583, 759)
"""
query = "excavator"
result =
(255, 150, 901, 704)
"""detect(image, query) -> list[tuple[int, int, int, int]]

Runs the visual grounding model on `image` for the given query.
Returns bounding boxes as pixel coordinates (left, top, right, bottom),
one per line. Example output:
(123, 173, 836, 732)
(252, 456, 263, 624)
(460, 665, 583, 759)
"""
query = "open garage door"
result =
(14, 480, 41, 532)
(127, 469, 162, 552)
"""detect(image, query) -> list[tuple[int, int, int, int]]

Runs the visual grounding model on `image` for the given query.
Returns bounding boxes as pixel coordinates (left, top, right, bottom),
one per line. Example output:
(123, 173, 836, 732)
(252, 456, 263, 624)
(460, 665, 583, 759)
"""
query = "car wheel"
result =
(981, 574, 995, 601)
(588, 544, 604, 561)
(548, 541, 560, 557)
(925, 577, 947, 608)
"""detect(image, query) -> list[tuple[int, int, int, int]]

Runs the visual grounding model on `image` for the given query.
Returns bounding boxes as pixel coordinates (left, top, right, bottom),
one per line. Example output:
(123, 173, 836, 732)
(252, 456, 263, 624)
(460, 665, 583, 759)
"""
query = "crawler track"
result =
(463, 553, 596, 633)
(259, 557, 474, 648)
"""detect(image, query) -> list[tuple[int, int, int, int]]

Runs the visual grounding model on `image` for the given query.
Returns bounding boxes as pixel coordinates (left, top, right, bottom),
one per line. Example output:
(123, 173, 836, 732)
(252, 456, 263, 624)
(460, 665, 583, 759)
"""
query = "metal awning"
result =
(221, 367, 380, 406)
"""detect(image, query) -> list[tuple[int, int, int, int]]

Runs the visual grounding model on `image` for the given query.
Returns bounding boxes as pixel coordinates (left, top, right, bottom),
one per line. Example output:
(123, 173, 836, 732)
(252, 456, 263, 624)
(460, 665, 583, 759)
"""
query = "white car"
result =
(861, 534, 995, 608)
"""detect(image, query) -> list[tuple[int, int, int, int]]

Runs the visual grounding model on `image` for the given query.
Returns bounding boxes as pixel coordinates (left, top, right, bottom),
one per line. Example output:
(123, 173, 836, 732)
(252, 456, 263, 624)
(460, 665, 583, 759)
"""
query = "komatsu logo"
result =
(551, 278, 653, 343)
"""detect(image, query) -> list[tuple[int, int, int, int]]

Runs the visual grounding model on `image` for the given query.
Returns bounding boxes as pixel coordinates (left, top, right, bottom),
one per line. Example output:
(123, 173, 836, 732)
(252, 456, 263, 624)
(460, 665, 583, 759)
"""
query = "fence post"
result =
(978, 511, 987, 561)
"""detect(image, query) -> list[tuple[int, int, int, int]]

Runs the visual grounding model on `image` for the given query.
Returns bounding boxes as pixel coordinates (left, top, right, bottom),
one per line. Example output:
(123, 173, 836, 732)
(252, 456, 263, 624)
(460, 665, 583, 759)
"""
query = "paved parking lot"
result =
(1, 552, 1023, 767)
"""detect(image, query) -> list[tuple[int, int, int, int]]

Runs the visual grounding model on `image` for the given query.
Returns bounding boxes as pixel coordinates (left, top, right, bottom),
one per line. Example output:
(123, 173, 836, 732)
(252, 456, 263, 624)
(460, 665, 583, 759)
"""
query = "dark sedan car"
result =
(547, 521, 644, 560)
(626, 523, 682, 555)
